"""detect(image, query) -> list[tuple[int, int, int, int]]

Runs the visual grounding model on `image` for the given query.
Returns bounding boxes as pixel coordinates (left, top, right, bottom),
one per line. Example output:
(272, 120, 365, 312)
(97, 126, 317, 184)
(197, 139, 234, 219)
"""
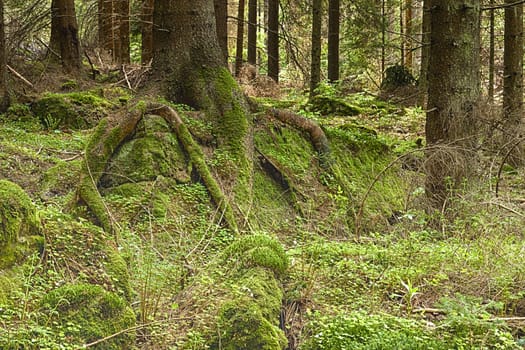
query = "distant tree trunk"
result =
(404, 0, 412, 71)
(247, 0, 257, 65)
(327, 0, 339, 82)
(98, 0, 112, 51)
(381, 0, 386, 80)
(503, 0, 524, 166)
(118, 0, 130, 63)
(141, 0, 154, 64)
(418, 0, 431, 107)
(399, 1, 404, 66)
(310, 0, 322, 97)
(50, 0, 81, 73)
(488, 0, 495, 103)
(425, 0, 480, 208)
(214, 0, 228, 64)
(234, 0, 246, 76)
(0, 0, 8, 112)
(267, 0, 279, 82)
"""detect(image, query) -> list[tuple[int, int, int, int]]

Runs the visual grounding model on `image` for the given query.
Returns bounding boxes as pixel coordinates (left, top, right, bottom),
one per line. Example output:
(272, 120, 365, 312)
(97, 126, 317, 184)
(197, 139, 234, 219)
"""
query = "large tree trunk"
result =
(0, 0, 8, 112)
(503, 0, 524, 166)
(267, 0, 279, 82)
(247, 0, 257, 65)
(141, 0, 154, 64)
(425, 0, 480, 208)
(50, 0, 81, 73)
(327, 0, 339, 83)
(309, 0, 322, 97)
(152, 0, 252, 226)
(234, 0, 246, 76)
(214, 0, 228, 64)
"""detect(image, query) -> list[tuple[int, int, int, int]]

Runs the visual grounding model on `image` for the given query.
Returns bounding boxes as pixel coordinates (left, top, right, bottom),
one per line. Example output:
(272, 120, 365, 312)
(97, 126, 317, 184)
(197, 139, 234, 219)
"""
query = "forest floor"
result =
(1, 67, 525, 349)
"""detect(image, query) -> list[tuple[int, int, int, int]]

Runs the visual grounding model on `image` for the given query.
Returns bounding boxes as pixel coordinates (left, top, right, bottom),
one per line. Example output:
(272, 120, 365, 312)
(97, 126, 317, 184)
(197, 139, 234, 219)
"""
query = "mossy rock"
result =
(99, 115, 190, 188)
(381, 65, 416, 90)
(310, 95, 361, 116)
(211, 268, 287, 350)
(31, 91, 112, 130)
(40, 160, 82, 200)
(0, 180, 41, 268)
(326, 124, 389, 155)
(41, 283, 135, 349)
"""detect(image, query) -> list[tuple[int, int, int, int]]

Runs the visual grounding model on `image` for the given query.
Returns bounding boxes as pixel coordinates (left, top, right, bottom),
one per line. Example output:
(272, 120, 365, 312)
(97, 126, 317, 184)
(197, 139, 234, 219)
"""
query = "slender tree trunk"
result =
(141, 0, 154, 64)
(418, 0, 431, 107)
(425, 0, 480, 208)
(404, 0, 412, 70)
(118, 0, 130, 63)
(310, 0, 322, 97)
(0, 0, 8, 112)
(51, 0, 81, 73)
(234, 0, 246, 76)
(247, 0, 257, 65)
(327, 0, 339, 82)
(214, 0, 228, 64)
(400, 1, 404, 66)
(267, 0, 279, 82)
(381, 0, 386, 80)
(98, 0, 112, 51)
(488, 0, 495, 103)
(503, 0, 524, 166)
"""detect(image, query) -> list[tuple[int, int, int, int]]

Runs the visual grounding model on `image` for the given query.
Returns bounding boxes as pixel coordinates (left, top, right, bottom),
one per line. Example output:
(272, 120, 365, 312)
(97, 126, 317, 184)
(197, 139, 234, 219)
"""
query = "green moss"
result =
(310, 95, 362, 116)
(0, 273, 18, 304)
(104, 246, 132, 300)
(212, 268, 287, 350)
(222, 234, 288, 276)
(32, 91, 113, 130)
(41, 283, 135, 349)
(41, 160, 82, 199)
(0, 180, 41, 268)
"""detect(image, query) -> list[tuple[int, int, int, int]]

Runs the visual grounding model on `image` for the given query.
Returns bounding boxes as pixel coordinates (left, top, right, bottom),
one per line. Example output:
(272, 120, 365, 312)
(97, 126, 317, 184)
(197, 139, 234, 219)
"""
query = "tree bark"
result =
(404, 0, 413, 71)
(327, 0, 339, 82)
(0, 0, 8, 112)
(50, 0, 81, 73)
(488, 0, 495, 103)
(503, 0, 524, 166)
(234, 0, 246, 76)
(118, 0, 130, 63)
(309, 0, 322, 97)
(141, 0, 154, 64)
(214, 0, 228, 64)
(247, 0, 257, 65)
(98, 0, 112, 51)
(267, 0, 279, 82)
(418, 0, 431, 107)
(425, 0, 480, 208)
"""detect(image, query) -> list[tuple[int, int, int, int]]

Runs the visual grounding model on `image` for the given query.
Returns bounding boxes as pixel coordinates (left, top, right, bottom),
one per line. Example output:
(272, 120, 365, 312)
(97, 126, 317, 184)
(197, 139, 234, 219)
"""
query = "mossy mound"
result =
(40, 160, 82, 200)
(31, 91, 113, 130)
(99, 115, 190, 188)
(0, 180, 42, 268)
(309, 95, 361, 116)
(221, 234, 289, 276)
(41, 283, 135, 349)
(213, 268, 287, 350)
(44, 211, 132, 299)
(326, 123, 389, 155)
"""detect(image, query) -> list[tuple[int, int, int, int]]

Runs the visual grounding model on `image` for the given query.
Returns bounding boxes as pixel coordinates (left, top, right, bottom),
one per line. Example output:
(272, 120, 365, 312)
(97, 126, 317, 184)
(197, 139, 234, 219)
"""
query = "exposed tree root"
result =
(72, 105, 144, 235)
(146, 103, 239, 233)
(269, 108, 331, 168)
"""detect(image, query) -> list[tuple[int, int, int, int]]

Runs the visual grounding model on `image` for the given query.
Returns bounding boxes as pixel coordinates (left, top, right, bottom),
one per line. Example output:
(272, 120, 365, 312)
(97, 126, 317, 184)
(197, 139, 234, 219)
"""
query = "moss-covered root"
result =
(41, 283, 135, 349)
(212, 235, 289, 349)
(269, 108, 332, 168)
(147, 103, 239, 233)
(72, 106, 144, 234)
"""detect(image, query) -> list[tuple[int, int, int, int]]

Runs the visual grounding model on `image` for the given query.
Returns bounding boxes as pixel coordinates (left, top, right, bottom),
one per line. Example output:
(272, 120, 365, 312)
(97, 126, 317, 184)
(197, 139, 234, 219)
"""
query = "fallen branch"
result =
(7, 64, 34, 88)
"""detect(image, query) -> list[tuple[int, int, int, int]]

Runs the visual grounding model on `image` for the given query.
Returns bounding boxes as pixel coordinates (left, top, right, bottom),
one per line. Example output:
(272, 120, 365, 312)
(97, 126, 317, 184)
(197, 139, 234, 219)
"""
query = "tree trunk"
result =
(425, 0, 480, 208)
(118, 0, 130, 64)
(267, 0, 279, 82)
(0, 0, 8, 112)
(418, 0, 431, 107)
(488, 0, 495, 103)
(141, 0, 154, 64)
(152, 0, 252, 223)
(309, 0, 322, 97)
(327, 0, 339, 82)
(98, 0, 112, 51)
(404, 0, 412, 71)
(234, 0, 246, 76)
(503, 0, 524, 166)
(50, 0, 81, 73)
(214, 0, 228, 64)
(247, 0, 257, 65)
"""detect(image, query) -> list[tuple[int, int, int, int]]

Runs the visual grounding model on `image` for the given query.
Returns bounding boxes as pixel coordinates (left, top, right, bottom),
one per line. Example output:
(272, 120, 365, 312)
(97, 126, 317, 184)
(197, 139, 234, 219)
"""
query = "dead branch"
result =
(7, 65, 34, 89)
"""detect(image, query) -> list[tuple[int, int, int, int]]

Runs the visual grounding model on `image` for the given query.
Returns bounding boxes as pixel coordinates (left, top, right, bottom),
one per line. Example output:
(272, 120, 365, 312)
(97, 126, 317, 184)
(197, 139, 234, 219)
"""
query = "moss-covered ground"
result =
(1, 81, 525, 349)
